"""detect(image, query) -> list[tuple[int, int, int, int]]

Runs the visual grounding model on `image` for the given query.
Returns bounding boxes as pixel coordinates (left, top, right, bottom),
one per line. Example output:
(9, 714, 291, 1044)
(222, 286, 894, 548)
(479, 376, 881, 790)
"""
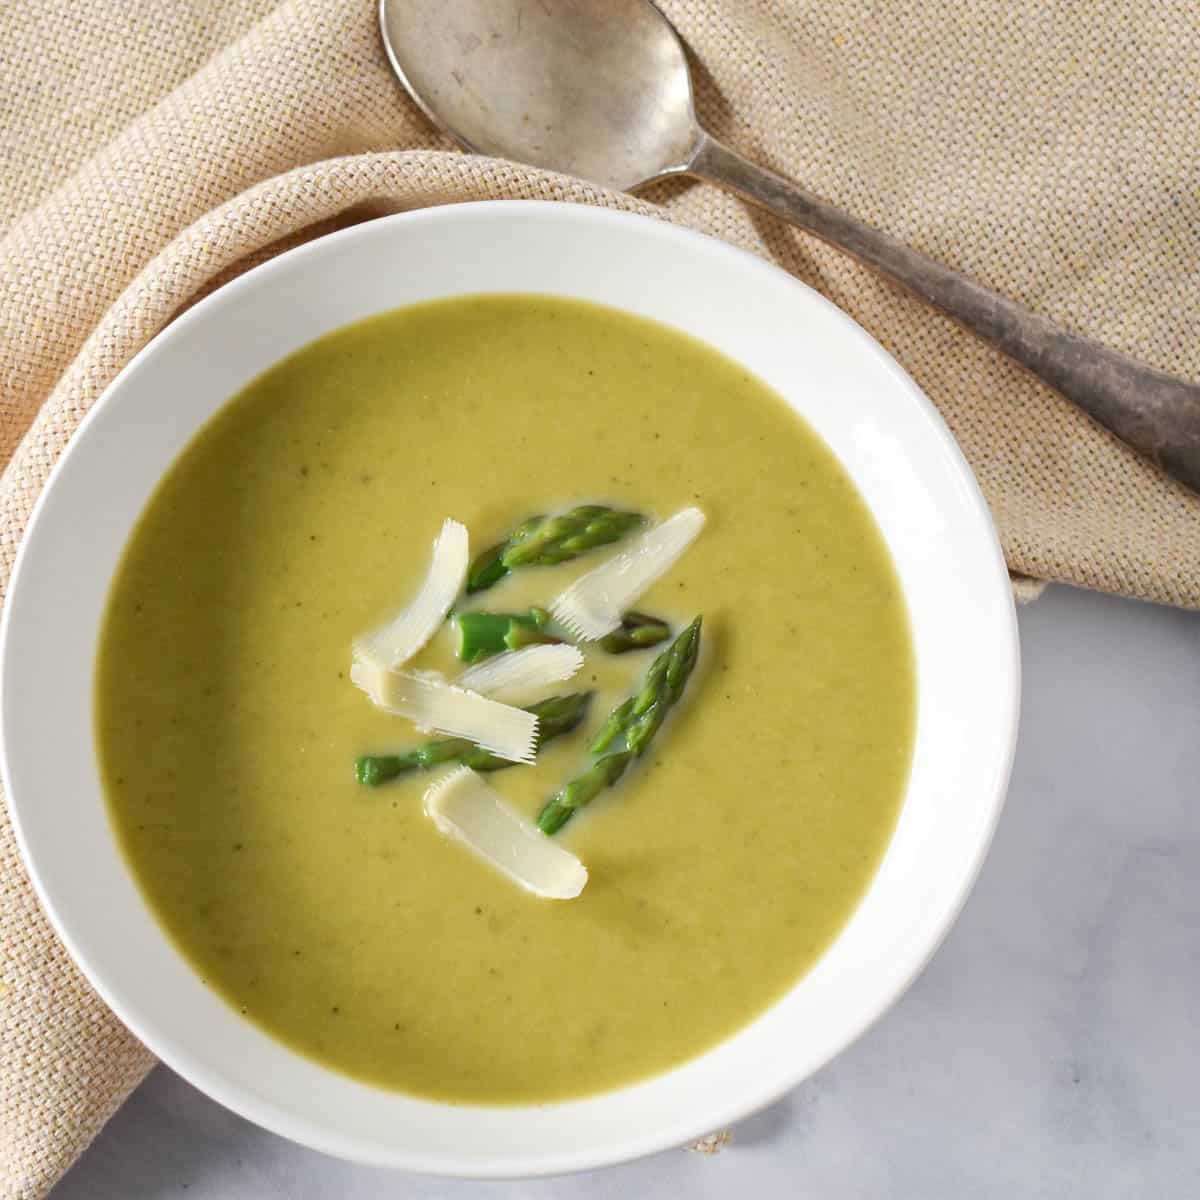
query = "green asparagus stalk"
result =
(538, 617, 703, 834)
(466, 505, 644, 594)
(588, 615, 698, 754)
(458, 607, 668, 664)
(466, 514, 543, 593)
(536, 752, 633, 836)
(588, 697, 635, 755)
(597, 611, 671, 655)
(625, 615, 702, 757)
(453, 607, 560, 663)
(355, 692, 592, 786)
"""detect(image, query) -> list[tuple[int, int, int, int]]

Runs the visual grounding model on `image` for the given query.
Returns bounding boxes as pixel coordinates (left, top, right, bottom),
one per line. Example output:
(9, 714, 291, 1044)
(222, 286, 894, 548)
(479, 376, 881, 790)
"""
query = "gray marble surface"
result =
(53, 584, 1200, 1199)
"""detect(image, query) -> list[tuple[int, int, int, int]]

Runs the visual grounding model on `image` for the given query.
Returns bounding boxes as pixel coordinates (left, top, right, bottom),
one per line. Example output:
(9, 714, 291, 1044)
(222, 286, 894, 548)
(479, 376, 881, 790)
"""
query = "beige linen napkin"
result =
(2, 1, 1198, 1194)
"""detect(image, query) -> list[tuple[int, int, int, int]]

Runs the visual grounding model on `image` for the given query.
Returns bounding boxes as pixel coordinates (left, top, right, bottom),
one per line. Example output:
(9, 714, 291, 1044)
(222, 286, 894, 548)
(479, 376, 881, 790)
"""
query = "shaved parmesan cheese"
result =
(551, 507, 706, 640)
(455, 644, 585, 706)
(350, 663, 538, 763)
(424, 767, 587, 899)
(353, 519, 468, 669)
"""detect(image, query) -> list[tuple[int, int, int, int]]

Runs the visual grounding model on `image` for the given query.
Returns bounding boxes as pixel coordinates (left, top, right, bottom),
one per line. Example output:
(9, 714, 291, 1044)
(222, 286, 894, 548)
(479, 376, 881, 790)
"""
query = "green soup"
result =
(97, 295, 915, 1103)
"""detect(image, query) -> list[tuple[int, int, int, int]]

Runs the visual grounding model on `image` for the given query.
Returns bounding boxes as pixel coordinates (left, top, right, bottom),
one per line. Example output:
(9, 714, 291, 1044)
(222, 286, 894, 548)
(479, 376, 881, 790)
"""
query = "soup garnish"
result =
(466, 505, 645, 594)
(351, 661, 541, 763)
(455, 643, 585, 704)
(537, 616, 703, 836)
(353, 517, 468, 669)
(349, 508, 708, 886)
(596, 610, 672, 654)
(552, 507, 706, 640)
(453, 606, 562, 661)
(354, 691, 593, 786)
(424, 767, 588, 900)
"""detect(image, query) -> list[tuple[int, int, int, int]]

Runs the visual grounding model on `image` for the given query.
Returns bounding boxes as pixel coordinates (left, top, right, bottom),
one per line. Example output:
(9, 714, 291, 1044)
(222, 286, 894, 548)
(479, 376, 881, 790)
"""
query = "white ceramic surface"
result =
(0, 202, 1019, 1177)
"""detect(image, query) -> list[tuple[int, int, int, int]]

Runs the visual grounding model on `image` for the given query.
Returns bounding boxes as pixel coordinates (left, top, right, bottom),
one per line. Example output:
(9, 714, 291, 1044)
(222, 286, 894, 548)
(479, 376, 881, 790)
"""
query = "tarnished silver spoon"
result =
(381, 0, 1200, 494)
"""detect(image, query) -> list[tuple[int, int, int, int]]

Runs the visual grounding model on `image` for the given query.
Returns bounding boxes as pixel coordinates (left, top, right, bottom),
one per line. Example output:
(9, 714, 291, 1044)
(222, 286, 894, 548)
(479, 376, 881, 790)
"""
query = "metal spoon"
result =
(380, 0, 1200, 495)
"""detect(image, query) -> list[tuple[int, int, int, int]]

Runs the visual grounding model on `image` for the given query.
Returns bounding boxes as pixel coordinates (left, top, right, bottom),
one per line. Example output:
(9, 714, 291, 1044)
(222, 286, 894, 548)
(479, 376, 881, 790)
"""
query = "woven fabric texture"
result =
(2, 1, 1198, 1195)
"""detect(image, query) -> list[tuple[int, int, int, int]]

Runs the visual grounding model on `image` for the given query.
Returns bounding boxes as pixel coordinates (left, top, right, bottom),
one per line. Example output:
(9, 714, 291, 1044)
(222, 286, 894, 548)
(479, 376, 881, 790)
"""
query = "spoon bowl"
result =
(381, 0, 698, 191)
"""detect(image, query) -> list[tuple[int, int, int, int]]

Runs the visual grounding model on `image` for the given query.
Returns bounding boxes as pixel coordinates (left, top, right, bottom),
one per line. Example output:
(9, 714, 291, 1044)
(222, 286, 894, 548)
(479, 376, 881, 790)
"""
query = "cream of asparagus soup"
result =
(97, 294, 915, 1102)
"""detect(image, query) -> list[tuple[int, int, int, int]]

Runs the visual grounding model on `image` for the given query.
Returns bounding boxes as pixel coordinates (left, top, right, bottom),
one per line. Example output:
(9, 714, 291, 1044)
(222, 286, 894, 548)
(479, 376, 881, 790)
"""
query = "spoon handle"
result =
(688, 132, 1200, 495)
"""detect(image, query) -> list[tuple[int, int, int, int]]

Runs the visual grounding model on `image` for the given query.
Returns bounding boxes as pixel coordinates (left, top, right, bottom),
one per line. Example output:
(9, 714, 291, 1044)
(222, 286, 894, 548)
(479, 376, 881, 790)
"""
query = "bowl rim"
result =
(0, 199, 1020, 1176)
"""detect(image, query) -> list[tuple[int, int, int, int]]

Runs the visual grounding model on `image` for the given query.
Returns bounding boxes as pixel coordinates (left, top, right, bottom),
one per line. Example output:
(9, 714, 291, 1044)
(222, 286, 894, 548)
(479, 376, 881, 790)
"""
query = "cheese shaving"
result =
(350, 663, 538, 763)
(455, 644, 585, 706)
(424, 767, 588, 899)
(353, 518, 468, 669)
(551, 507, 707, 640)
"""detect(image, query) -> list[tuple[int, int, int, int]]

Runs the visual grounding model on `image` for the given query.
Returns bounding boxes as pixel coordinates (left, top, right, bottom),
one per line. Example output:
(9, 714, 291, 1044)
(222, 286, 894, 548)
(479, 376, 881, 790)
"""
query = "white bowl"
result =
(0, 202, 1019, 1176)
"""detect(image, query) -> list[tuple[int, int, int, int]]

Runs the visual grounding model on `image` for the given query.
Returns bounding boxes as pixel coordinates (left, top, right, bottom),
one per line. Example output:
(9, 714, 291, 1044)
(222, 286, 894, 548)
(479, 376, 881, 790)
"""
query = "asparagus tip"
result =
(355, 757, 382, 787)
